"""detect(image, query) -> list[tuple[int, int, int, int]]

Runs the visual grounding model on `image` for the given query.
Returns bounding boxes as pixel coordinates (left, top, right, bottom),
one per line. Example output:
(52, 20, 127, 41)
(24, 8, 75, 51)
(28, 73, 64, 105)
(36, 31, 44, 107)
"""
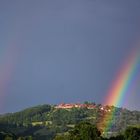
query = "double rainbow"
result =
(99, 47, 140, 133)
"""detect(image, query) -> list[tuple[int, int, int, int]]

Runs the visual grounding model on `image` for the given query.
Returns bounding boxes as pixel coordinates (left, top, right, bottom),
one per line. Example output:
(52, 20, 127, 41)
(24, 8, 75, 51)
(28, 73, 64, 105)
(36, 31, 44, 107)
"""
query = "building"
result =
(55, 103, 96, 109)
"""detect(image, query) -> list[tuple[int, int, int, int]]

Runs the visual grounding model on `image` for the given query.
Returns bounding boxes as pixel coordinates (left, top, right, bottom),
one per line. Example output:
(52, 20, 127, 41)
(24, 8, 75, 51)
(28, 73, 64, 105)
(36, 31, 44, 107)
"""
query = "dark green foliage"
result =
(108, 135, 124, 140)
(0, 104, 51, 125)
(69, 122, 101, 140)
(124, 126, 140, 140)
(0, 132, 16, 140)
(54, 122, 101, 140)
(50, 108, 87, 125)
(54, 134, 70, 140)
(17, 136, 33, 140)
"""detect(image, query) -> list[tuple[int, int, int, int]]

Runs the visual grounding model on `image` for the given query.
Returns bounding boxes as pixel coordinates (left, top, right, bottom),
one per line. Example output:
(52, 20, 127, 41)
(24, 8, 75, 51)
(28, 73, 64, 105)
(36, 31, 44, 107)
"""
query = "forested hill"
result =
(0, 103, 140, 140)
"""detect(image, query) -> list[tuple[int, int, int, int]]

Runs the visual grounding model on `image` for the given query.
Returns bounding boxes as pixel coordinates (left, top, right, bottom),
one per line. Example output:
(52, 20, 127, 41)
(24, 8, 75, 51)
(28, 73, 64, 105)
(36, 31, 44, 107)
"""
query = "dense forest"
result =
(0, 103, 140, 140)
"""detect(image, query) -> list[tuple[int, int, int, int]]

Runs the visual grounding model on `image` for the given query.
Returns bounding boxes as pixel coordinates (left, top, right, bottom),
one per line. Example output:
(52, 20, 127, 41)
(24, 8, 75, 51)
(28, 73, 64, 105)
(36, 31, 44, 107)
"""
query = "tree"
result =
(69, 122, 101, 140)
(124, 126, 140, 140)
(109, 134, 124, 140)
(4, 136, 13, 140)
(17, 137, 25, 140)
(54, 134, 70, 140)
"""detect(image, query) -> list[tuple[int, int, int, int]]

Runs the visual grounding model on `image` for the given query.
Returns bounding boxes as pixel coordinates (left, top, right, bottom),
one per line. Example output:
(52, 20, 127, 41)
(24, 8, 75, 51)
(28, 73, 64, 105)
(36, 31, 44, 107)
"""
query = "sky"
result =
(0, 0, 140, 113)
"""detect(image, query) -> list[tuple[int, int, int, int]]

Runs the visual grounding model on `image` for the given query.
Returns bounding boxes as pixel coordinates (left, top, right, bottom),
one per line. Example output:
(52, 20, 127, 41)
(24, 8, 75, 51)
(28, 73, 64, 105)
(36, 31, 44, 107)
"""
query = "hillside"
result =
(0, 103, 140, 139)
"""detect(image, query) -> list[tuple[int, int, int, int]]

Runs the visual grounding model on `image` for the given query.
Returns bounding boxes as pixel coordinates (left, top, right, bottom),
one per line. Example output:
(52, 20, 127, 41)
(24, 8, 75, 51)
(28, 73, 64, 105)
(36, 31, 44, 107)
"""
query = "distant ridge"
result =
(0, 102, 139, 139)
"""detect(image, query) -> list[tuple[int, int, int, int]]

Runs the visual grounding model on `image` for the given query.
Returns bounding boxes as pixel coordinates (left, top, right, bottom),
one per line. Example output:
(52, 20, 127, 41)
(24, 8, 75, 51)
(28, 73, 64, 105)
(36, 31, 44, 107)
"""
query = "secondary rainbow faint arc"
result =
(0, 44, 20, 112)
(99, 47, 140, 133)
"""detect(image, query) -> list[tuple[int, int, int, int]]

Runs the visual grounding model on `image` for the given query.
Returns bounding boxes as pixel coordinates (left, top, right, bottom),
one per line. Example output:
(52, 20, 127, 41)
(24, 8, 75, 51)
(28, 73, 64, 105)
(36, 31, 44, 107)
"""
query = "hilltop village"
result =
(55, 103, 111, 112)
(0, 103, 140, 140)
(55, 103, 95, 109)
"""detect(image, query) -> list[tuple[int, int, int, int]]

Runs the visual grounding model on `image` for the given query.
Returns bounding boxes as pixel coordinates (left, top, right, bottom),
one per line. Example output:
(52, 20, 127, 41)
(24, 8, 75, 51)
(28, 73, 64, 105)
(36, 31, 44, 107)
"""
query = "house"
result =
(55, 103, 96, 109)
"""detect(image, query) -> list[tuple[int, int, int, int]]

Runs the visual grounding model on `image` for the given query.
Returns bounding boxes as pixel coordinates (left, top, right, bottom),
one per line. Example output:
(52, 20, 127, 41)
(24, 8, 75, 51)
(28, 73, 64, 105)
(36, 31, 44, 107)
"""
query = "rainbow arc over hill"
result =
(99, 47, 140, 133)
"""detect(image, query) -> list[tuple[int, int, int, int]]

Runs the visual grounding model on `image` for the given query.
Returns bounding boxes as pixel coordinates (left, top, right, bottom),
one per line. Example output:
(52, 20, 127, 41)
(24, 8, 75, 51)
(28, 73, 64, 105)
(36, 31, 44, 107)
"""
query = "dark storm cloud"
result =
(0, 0, 140, 113)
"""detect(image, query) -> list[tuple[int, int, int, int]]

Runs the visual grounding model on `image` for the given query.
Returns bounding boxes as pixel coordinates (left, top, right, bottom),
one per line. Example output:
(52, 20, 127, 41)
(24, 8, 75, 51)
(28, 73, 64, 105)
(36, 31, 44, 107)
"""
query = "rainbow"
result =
(0, 20, 23, 113)
(0, 44, 20, 112)
(98, 47, 140, 134)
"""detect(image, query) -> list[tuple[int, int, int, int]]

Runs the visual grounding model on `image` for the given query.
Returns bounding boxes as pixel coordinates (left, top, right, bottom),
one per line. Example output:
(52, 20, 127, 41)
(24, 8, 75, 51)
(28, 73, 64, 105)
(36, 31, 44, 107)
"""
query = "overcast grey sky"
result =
(0, 0, 140, 113)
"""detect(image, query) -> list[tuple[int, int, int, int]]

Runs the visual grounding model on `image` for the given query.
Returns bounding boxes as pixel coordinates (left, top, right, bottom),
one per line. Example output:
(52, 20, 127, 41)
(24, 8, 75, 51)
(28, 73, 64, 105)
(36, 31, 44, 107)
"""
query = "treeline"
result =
(0, 104, 52, 126)
(54, 122, 140, 140)
(0, 122, 140, 140)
